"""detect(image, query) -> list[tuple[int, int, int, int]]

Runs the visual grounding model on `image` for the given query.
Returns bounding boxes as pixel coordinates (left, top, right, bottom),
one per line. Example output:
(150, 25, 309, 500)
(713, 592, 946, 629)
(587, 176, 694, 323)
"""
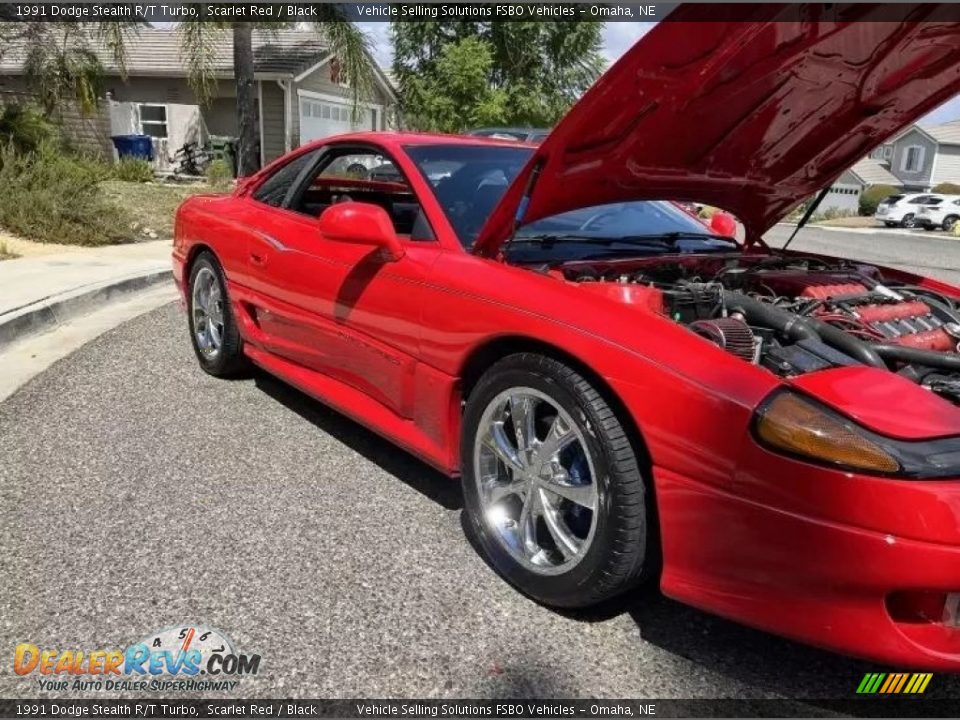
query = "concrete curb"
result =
(0, 268, 173, 350)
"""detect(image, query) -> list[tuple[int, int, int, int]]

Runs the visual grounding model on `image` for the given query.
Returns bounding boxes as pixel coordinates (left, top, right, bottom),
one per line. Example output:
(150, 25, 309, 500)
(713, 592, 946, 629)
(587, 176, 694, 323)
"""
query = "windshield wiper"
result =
(616, 231, 739, 246)
(511, 231, 737, 249)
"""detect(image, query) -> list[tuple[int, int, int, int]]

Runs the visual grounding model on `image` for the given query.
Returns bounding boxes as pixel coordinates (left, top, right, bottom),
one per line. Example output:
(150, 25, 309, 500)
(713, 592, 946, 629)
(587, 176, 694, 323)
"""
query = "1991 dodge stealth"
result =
(174, 6, 960, 667)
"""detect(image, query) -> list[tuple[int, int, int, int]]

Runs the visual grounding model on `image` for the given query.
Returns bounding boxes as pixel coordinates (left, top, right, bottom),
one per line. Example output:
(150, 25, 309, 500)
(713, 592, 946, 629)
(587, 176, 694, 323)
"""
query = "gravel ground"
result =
(2, 229, 960, 704)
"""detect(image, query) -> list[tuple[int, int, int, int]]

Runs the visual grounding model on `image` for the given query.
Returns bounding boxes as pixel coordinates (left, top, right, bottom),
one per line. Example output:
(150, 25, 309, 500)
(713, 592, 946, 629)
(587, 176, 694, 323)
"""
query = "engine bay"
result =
(562, 254, 960, 406)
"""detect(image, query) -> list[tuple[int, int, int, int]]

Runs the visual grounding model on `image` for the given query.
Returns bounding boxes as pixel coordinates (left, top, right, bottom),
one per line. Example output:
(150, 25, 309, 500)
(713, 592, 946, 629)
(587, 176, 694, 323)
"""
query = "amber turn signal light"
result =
(754, 392, 901, 474)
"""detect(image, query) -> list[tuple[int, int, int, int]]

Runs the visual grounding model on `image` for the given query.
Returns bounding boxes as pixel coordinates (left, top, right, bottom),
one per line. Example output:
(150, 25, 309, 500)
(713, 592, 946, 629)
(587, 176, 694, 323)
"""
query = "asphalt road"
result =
(764, 224, 960, 285)
(1, 229, 960, 704)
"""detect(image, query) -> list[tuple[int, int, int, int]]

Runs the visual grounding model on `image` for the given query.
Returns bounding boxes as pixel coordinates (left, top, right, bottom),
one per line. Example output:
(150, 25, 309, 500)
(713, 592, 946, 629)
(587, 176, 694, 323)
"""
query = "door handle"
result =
(250, 252, 267, 267)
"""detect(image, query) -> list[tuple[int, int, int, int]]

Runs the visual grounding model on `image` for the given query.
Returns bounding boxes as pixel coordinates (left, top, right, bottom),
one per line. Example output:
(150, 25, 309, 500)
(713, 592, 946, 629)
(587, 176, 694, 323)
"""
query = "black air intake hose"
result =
(722, 291, 886, 368)
(803, 316, 886, 369)
(722, 291, 819, 343)
(873, 345, 960, 372)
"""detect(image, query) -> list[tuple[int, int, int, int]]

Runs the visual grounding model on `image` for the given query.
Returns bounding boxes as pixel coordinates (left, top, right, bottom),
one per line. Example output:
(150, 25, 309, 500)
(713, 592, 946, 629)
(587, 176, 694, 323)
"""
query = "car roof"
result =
(298, 131, 537, 152)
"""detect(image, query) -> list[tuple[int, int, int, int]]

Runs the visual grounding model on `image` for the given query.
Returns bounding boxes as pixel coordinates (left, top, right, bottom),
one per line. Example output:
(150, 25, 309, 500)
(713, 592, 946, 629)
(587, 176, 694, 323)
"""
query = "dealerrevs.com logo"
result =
(14, 625, 261, 692)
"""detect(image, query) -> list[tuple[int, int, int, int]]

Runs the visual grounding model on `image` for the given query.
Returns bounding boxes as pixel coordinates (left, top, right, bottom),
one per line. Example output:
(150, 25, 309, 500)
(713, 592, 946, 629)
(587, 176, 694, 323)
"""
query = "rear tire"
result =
(187, 252, 248, 377)
(900, 213, 916, 228)
(884, 221, 896, 228)
(943, 215, 958, 232)
(461, 353, 653, 609)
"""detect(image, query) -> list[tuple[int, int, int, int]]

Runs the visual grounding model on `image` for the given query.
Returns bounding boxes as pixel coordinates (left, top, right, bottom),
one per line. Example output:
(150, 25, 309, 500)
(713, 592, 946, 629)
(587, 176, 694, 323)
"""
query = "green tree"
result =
(392, 20, 604, 132)
(2, 23, 134, 119)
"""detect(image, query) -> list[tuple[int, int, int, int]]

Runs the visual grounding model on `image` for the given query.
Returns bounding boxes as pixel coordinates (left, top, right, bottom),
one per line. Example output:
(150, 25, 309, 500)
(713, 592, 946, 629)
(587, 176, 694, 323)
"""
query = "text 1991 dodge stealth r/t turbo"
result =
(173, 6, 960, 667)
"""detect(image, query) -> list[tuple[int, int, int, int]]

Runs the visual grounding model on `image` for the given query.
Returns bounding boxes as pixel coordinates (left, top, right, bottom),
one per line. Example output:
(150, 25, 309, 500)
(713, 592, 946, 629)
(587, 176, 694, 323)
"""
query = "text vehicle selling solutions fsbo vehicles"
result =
(172, 5, 960, 668)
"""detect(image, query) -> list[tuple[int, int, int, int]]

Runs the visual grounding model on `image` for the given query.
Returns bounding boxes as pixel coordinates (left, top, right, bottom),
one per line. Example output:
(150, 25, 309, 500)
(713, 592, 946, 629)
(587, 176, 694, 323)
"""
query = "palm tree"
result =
(177, 15, 377, 175)
(8, 23, 134, 119)
(2, 17, 377, 175)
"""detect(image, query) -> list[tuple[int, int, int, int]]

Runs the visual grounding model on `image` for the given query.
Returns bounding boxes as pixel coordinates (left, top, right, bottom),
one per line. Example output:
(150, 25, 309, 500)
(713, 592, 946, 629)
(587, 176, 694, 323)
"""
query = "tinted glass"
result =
(884, 195, 905, 204)
(407, 143, 736, 261)
(406, 144, 532, 247)
(252, 150, 319, 207)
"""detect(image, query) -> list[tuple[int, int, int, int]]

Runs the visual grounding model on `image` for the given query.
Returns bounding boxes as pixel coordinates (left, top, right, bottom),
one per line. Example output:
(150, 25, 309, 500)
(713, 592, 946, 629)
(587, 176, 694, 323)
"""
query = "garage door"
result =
(299, 97, 377, 143)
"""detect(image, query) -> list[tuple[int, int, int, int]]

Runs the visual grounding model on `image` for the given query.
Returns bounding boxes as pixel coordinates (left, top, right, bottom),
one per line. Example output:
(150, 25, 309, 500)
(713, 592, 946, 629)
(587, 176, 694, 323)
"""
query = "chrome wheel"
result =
(473, 387, 599, 575)
(192, 266, 224, 358)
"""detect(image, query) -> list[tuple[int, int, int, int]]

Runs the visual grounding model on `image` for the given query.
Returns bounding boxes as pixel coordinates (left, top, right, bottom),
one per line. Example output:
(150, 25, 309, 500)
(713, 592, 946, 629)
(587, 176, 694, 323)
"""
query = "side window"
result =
(252, 151, 319, 208)
(289, 148, 433, 241)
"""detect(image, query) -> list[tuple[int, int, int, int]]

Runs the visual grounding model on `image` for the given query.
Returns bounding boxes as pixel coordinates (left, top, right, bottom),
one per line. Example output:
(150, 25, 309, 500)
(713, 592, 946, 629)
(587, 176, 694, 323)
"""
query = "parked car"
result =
(917, 195, 960, 231)
(466, 127, 550, 143)
(173, 10, 960, 668)
(874, 193, 941, 227)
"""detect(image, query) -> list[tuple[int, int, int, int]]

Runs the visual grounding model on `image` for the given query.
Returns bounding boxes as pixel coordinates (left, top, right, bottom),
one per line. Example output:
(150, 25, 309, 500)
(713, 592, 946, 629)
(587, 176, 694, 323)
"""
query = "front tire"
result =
(943, 215, 958, 232)
(461, 353, 652, 608)
(187, 252, 248, 377)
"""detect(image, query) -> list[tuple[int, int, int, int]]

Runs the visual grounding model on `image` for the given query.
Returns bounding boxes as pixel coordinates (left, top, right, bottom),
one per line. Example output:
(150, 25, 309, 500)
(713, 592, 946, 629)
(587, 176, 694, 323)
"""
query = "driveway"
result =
(2, 228, 960, 703)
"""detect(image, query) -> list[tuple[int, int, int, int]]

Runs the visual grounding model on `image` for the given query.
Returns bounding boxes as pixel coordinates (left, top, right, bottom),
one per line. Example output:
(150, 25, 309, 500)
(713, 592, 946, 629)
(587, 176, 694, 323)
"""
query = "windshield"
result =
(406, 143, 738, 259)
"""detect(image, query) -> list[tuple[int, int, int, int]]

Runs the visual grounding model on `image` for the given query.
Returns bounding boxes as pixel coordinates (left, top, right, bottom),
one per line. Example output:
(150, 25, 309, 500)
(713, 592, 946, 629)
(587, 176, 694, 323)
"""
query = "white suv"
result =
(874, 193, 940, 227)
(917, 195, 960, 232)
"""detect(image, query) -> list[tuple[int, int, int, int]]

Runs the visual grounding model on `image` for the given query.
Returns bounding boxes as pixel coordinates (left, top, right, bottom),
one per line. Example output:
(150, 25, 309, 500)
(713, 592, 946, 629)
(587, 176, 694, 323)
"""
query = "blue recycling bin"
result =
(111, 134, 154, 161)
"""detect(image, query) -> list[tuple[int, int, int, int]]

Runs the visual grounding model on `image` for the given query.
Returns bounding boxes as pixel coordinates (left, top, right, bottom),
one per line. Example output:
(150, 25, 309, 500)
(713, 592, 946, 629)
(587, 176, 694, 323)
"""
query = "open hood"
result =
(474, 4, 960, 257)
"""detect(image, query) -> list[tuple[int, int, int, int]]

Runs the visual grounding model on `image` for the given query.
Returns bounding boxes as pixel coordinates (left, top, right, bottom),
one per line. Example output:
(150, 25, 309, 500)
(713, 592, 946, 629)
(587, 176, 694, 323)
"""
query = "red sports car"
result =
(174, 7, 960, 668)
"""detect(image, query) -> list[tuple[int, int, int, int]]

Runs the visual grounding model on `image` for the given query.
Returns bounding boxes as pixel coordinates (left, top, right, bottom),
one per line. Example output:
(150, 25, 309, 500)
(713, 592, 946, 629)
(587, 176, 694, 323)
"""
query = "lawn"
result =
(100, 180, 224, 240)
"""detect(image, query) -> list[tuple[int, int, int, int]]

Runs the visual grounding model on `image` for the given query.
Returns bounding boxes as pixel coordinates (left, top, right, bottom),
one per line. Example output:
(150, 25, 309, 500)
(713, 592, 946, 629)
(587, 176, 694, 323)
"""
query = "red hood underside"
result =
(475, 4, 960, 256)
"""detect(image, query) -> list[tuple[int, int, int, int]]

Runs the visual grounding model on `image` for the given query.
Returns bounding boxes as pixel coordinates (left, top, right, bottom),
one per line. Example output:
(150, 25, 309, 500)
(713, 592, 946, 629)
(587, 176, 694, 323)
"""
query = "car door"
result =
(240, 143, 439, 419)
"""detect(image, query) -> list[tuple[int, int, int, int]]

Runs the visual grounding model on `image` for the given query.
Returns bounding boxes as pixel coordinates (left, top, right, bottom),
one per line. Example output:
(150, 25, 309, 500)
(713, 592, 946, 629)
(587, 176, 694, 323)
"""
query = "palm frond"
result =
(92, 21, 142, 80)
(177, 21, 227, 107)
(310, 9, 377, 116)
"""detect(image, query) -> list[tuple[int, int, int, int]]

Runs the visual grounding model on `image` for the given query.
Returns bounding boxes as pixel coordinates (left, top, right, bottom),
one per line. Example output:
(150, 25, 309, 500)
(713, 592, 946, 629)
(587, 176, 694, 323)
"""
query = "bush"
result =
(859, 184, 899, 216)
(0, 143, 132, 246)
(932, 182, 960, 194)
(0, 104, 58, 154)
(205, 159, 233, 189)
(113, 156, 153, 183)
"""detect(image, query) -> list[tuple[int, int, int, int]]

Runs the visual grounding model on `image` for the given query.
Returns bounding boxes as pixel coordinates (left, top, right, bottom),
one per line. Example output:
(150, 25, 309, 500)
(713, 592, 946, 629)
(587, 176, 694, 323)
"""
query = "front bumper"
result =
(655, 461, 960, 669)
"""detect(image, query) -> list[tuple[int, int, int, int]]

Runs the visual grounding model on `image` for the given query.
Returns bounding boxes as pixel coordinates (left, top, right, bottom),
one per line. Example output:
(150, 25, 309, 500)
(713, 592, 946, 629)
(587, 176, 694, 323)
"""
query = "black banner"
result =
(4, 2, 960, 23)
(2, 699, 960, 718)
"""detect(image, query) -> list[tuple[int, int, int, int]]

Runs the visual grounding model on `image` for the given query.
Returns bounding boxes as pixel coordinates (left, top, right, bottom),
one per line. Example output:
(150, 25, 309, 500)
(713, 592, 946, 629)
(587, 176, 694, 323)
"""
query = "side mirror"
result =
(318, 202, 405, 261)
(710, 211, 737, 237)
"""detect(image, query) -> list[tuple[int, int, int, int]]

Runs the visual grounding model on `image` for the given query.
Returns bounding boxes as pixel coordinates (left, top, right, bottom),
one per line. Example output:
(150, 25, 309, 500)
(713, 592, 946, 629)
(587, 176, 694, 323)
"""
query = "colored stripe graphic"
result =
(857, 672, 932, 694)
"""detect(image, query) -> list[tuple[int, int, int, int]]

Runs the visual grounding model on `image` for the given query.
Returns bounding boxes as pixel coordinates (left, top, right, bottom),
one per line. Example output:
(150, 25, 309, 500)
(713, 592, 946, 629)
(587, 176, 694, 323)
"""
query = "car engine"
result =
(563, 255, 960, 406)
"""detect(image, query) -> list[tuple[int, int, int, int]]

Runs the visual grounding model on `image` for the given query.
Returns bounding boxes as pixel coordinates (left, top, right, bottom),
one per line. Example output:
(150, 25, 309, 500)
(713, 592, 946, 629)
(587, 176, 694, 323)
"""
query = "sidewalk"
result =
(0, 239, 174, 348)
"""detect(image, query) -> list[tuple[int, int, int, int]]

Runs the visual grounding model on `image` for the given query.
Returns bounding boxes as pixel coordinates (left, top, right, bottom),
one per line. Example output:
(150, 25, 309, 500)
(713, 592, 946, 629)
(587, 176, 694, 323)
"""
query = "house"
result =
(868, 119, 960, 191)
(822, 157, 903, 214)
(0, 29, 398, 170)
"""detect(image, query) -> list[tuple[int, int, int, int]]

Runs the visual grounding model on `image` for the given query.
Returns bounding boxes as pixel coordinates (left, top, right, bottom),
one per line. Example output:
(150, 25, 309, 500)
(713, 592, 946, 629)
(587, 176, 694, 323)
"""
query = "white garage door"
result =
(299, 97, 377, 143)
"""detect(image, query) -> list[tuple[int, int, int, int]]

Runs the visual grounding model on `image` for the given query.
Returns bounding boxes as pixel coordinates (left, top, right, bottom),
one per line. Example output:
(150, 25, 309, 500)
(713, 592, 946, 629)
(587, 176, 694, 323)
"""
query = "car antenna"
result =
(781, 185, 831, 253)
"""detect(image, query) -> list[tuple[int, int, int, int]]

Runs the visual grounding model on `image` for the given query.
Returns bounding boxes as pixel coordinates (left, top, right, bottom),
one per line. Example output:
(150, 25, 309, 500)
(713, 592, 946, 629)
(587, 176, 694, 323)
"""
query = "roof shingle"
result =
(849, 157, 902, 186)
(924, 119, 960, 146)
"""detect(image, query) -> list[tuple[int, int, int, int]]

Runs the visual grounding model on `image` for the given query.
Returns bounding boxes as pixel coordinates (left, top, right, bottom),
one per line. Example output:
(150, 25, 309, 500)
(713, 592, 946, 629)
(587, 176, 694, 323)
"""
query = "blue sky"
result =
(359, 20, 960, 126)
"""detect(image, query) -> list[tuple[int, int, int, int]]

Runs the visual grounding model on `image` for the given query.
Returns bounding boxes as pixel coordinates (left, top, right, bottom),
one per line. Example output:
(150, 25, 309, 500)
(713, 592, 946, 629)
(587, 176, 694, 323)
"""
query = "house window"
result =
(883, 145, 893, 160)
(901, 145, 925, 173)
(139, 104, 167, 139)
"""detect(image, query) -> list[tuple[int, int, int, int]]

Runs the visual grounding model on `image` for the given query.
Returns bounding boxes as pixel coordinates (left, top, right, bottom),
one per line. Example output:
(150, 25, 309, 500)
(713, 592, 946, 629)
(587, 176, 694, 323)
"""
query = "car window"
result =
(926, 198, 944, 206)
(406, 143, 533, 247)
(909, 195, 933, 204)
(289, 148, 433, 240)
(884, 195, 905, 204)
(251, 150, 320, 207)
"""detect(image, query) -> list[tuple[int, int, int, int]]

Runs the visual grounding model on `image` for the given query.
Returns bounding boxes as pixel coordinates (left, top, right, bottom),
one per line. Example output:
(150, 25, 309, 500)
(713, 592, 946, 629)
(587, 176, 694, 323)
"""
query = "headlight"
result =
(753, 390, 960, 478)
